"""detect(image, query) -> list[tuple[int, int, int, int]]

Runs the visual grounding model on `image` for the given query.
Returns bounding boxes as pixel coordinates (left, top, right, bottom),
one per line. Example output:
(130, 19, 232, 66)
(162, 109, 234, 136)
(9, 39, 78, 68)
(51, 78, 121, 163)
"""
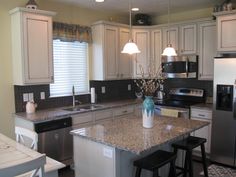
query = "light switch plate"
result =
(23, 93, 29, 102)
(40, 92, 45, 100)
(101, 86, 106, 94)
(28, 93, 34, 101)
(128, 84, 131, 91)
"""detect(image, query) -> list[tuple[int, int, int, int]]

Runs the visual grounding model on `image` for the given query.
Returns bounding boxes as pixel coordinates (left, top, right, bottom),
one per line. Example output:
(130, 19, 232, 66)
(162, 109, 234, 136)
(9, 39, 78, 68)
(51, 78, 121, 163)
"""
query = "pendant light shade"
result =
(162, 44, 177, 56)
(162, 0, 177, 57)
(121, 40, 140, 54)
(121, 0, 140, 55)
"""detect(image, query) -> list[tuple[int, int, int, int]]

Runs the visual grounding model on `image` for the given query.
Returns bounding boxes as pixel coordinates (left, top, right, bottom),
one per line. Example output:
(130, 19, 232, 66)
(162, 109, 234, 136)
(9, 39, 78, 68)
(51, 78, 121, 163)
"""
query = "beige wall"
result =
(0, 0, 128, 138)
(153, 7, 213, 24)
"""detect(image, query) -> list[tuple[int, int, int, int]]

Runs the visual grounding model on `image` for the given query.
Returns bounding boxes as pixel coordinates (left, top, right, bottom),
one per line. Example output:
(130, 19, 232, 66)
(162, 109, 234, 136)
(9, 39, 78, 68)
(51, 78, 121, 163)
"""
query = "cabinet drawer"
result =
(191, 109, 212, 119)
(95, 109, 113, 121)
(72, 113, 93, 125)
(113, 106, 134, 117)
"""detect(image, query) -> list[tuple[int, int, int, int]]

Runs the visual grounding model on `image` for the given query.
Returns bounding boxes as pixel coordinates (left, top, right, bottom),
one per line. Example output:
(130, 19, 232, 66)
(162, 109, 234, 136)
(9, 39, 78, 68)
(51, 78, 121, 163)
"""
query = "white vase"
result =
(142, 109, 154, 128)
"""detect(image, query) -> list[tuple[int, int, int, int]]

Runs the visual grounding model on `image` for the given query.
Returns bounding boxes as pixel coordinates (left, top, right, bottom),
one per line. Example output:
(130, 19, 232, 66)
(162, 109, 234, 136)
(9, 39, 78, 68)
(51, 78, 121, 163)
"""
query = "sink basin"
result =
(63, 104, 104, 112)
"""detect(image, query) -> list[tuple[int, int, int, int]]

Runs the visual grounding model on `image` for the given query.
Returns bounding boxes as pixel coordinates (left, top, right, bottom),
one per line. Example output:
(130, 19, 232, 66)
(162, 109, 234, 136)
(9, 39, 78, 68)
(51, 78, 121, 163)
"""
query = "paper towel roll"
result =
(91, 87, 96, 103)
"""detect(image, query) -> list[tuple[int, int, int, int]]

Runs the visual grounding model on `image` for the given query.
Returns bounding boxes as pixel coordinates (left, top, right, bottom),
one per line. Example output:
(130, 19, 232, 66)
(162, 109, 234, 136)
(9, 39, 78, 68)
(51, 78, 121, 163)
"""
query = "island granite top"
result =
(70, 115, 209, 155)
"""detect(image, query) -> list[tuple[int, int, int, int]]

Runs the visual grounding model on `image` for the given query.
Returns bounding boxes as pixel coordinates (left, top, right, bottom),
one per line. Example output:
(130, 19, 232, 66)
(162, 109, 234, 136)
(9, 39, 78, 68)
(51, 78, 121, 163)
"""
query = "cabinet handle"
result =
(181, 49, 184, 53)
(198, 114, 206, 117)
(121, 74, 123, 77)
(51, 76, 54, 81)
(117, 74, 119, 77)
(122, 110, 128, 113)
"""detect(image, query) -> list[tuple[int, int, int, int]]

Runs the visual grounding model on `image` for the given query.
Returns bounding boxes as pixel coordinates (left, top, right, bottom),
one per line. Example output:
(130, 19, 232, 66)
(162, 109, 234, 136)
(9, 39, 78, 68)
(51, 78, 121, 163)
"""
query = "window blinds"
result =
(50, 39, 89, 97)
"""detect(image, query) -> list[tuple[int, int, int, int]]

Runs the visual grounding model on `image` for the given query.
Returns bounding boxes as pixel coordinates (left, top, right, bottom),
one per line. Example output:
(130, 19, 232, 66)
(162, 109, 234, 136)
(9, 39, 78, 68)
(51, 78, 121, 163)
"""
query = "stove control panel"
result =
(169, 88, 204, 97)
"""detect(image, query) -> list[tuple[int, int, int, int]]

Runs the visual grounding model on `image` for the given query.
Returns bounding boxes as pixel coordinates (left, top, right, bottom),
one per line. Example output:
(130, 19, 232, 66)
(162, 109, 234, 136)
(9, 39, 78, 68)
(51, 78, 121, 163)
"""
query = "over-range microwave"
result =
(161, 55, 198, 78)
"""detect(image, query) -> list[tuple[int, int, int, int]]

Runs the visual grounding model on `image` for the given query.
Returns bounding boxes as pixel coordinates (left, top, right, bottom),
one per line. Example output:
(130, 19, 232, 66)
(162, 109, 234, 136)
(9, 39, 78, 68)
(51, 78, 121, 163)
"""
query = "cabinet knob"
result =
(51, 76, 54, 81)
(121, 74, 123, 78)
(117, 74, 119, 77)
(181, 49, 184, 53)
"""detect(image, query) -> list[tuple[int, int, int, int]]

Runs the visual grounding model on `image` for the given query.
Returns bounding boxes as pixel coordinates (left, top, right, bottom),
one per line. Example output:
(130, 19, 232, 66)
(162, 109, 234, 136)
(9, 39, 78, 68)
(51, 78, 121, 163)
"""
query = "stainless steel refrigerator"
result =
(211, 57, 236, 166)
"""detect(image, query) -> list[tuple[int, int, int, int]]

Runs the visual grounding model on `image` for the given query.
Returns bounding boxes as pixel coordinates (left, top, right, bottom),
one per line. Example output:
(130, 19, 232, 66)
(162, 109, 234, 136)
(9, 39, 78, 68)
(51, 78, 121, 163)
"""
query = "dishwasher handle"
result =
(35, 117, 72, 133)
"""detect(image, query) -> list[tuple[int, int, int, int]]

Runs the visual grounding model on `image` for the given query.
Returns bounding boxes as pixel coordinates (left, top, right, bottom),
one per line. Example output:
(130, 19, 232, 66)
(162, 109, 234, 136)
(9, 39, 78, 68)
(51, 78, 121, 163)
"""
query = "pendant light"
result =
(162, 0, 177, 56)
(121, 0, 140, 55)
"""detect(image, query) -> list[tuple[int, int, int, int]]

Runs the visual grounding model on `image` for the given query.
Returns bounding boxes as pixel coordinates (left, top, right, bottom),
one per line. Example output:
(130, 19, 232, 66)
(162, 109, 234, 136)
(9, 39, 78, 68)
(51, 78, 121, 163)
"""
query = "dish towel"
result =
(161, 108, 179, 118)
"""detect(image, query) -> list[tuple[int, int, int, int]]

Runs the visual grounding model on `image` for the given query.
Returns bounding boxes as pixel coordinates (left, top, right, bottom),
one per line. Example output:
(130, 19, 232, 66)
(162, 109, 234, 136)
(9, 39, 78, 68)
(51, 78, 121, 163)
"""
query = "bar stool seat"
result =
(134, 150, 177, 177)
(172, 136, 208, 177)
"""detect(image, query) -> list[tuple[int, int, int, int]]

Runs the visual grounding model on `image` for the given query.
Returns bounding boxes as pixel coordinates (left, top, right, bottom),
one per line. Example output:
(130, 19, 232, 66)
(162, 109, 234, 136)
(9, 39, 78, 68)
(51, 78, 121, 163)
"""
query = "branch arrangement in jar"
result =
(134, 62, 165, 96)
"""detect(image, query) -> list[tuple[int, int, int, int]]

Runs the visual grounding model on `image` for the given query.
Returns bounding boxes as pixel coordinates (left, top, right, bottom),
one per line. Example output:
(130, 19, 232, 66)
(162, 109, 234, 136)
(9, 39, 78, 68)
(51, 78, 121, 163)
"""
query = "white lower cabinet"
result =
(191, 108, 212, 154)
(71, 112, 93, 129)
(113, 105, 134, 118)
(94, 109, 113, 122)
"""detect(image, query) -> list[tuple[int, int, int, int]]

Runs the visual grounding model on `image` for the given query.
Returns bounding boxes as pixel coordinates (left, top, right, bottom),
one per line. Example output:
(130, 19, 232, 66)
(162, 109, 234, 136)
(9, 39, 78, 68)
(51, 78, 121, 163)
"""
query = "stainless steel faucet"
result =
(72, 85, 78, 107)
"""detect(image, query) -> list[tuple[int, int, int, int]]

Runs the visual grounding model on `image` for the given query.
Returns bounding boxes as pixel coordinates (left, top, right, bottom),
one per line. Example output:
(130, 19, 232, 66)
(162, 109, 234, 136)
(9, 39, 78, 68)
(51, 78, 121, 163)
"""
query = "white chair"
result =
(15, 126, 38, 150)
(15, 126, 45, 177)
(0, 153, 46, 177)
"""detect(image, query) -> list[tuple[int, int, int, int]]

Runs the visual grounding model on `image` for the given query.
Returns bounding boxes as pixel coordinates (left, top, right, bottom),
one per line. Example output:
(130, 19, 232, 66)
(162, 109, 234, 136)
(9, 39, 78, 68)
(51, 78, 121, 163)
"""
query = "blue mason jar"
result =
(142, 96, 154, 128)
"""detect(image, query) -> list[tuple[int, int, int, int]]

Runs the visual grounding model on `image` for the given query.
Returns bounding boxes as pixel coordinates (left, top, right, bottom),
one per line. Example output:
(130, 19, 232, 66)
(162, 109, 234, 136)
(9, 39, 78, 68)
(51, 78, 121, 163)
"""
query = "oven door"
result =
(155, 105, 190, 119)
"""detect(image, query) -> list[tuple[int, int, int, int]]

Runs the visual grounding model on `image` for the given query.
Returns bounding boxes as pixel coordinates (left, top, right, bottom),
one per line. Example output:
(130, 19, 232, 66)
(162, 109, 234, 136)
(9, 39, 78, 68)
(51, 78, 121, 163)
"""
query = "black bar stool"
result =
(133, 150, 177, 177)
(172, 136, 208, 177)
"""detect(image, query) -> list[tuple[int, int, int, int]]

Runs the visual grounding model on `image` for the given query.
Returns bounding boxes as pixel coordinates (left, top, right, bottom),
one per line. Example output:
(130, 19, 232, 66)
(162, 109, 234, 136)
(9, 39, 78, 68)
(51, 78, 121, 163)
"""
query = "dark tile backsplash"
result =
(90, 80, 136, 102)
(14, 79, 212, 112)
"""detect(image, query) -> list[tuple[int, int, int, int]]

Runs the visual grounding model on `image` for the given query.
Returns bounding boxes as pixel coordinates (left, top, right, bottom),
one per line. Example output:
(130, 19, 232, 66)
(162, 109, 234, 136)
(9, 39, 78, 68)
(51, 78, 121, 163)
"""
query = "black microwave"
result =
(161, 55, 198, 78)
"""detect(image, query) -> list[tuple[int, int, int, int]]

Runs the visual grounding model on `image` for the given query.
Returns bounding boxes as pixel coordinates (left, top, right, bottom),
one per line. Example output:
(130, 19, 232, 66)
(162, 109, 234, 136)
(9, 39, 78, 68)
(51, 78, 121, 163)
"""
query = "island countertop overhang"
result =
(70, 115, 209, 155)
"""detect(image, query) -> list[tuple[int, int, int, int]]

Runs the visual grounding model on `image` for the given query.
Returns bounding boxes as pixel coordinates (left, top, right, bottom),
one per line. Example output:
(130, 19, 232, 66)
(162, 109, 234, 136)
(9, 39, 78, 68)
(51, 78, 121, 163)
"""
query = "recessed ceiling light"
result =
(95, 0, 104, 2)
(131, 8, 139, 11)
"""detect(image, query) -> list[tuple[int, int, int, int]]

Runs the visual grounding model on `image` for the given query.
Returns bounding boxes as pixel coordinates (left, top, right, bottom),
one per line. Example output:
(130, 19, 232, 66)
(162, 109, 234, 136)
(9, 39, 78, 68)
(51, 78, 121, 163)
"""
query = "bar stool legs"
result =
(201, 144, 208, 177)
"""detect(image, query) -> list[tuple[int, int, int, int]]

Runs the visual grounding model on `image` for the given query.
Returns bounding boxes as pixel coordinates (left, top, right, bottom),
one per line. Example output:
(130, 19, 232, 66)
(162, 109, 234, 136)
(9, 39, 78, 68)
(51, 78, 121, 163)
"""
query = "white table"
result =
(0, 133, 65, 177)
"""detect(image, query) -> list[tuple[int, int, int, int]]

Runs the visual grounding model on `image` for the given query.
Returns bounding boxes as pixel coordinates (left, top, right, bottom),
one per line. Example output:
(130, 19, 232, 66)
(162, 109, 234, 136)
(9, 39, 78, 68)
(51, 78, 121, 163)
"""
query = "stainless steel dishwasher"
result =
(34, 117, 73, 166)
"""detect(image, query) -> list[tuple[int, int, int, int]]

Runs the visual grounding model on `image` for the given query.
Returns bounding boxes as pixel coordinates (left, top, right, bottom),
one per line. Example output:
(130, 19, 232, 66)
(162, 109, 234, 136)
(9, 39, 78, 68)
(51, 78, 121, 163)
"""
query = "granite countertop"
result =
(191, 103, 213, 111)
(15, 99, 141, 123)
(71, 115, 209, 155)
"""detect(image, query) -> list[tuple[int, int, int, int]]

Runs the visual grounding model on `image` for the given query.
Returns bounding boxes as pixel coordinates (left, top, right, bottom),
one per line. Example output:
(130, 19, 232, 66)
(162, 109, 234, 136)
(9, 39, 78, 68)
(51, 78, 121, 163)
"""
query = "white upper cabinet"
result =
(104, 25, 119, 79)
(119, 28, 132, 79)
(91, 22, 132, 80)
(132, 28, 151, 78)
(214, 12, 236, 52)
(179, 24, 197, 55)
(10, 7, 56, 85)
(198, 21, 216, 80)
(162, 26, 179, 54)
(151, 29, 162, 69)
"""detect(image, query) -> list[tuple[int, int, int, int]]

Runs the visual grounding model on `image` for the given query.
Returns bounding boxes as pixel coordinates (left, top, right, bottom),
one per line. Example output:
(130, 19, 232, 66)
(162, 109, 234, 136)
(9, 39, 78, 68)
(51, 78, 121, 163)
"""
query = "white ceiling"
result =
(48, 0, 218, 15)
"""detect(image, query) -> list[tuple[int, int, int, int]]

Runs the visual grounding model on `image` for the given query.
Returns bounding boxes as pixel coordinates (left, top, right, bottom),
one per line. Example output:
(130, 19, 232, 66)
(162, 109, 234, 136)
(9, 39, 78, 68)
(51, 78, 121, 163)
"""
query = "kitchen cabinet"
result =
(71, 112, 93, 128)
(132, 28, 151, 78)
(162, 26, 179, 54)
(191, 107, 212, 154)
(9, 7, 56, 85)
(94, 109, 113, 122)
(113, 105, 134, 118)
(91, 22, 132, 80)
(151, 29, 162, 69)
(198, 21, 216, 80)
(214, 11, 236, 52)
(179, 24, 197, 55)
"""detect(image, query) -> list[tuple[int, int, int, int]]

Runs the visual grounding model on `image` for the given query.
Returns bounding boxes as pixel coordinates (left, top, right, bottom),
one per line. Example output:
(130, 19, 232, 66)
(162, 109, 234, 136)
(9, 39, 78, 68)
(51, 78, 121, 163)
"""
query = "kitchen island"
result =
(71, 115, 208, 177)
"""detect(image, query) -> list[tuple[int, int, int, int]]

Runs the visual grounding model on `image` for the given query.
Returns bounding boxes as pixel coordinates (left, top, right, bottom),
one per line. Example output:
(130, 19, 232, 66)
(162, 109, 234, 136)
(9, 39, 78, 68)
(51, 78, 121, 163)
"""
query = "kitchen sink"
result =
(63, 104, 104, 112)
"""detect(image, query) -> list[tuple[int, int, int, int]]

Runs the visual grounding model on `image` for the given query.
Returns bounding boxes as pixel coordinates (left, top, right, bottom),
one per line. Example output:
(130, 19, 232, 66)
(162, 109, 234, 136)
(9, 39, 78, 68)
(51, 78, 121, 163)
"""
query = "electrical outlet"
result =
(101, 86, 106, 94)
(40, 92, 45, 100)
(28, 93, 34, 101)
(128, 84, 131, 91)
(103, 147, 113, 158)
(23, 93, 29, 102)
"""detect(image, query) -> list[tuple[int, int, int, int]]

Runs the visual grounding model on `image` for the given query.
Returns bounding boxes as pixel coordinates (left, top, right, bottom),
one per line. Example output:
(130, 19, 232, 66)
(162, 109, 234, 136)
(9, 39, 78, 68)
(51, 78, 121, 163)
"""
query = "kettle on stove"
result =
(157, 90, 166, 100)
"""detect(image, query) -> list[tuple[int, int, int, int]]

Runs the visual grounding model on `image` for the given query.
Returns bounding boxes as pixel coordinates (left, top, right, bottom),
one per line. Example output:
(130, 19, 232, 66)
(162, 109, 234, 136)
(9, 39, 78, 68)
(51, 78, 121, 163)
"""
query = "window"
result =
(50, 39, 89, 97)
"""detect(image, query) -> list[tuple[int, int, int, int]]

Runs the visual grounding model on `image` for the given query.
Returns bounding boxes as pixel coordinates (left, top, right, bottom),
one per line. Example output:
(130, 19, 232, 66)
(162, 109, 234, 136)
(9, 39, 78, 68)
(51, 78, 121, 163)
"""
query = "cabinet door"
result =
(151, 29, 162, 71)
(192, 118, 212, 154)
(180, 24, 197, 55)
(23, 13, 53, 84)
(132, 29, 150, 78)
(104, 25, 119, 79)
(198, 22, 216, 80)
(217, 14, 236, 52)
(162, 27, 179, 54)
(119, 28, 132, 79)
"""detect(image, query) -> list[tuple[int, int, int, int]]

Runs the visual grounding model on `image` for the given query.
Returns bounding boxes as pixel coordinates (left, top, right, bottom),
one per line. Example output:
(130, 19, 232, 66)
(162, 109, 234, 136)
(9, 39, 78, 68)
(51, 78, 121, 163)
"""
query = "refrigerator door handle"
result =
(234, 80, 236, 119)
(234, 136, 236, 166)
